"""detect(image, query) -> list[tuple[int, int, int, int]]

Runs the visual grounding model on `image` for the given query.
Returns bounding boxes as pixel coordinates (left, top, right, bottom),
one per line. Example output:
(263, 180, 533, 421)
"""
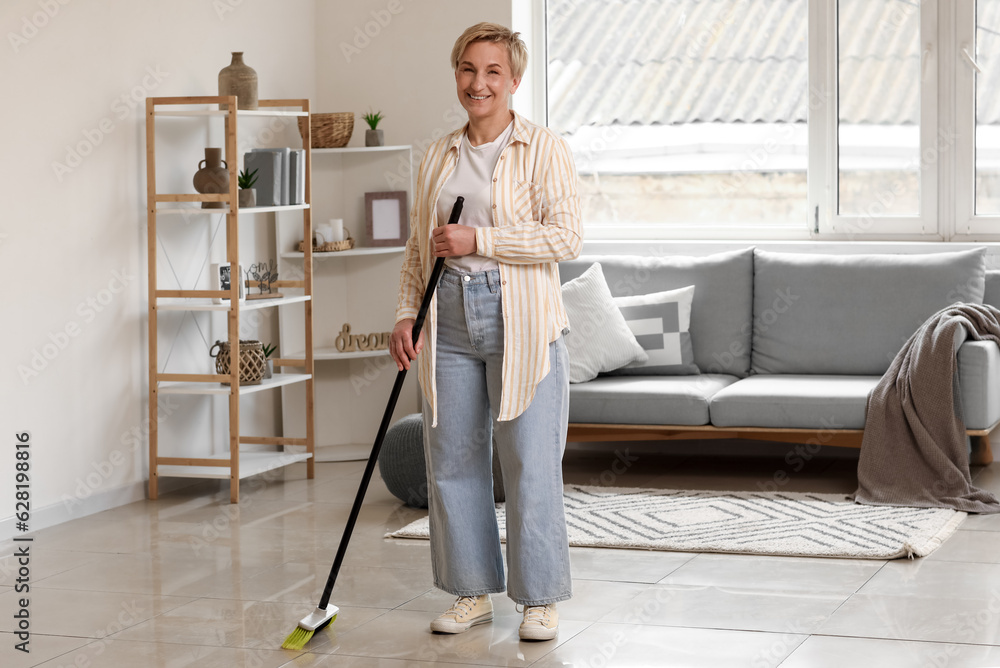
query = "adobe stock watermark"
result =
(51, 65, 169, 183)
(186, 462, 299, 556)
(59, 395, 181, 514)
(213, 0, 245, 20)
(383, 101, 467, 189)
(683, 0, 751, 59)
(718, 84, 829, 197)
(708, 286, 800, 374)
(350, 353, 396, 395)
(757, 416, 845, 492)
(579, 588, 680, 668)
(380, 421, 498, 515)
(7, 0, 72, 54)
(18, 267, 137, 385)
(750, 620, 812, 667)
(881, 274, 985, 366)
(340, 0, 408, 64)
(48, 599, 148, 668)
(918, 587, 1000, 667)
(237, 116, 297, 158)
(570, 125, 626, 178)
(877, 0, 919, 37)
(588, 448, 640, 487)
(841, 127, 957, 239)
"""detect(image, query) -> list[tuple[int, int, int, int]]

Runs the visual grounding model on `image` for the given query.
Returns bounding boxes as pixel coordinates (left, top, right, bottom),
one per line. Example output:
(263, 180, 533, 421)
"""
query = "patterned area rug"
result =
(387, 484, 966, 559)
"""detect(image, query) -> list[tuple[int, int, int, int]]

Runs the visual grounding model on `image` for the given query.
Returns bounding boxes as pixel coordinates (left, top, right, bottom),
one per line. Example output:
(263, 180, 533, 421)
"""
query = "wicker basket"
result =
(299, 112, 354, 148)
(299, 234, 355, 253)
(209, 339, 266, 385)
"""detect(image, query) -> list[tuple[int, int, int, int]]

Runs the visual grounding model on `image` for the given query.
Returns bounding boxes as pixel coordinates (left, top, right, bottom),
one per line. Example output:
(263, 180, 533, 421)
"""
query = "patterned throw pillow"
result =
(607, 285, 700, 376)
(562, 263, 649, 383)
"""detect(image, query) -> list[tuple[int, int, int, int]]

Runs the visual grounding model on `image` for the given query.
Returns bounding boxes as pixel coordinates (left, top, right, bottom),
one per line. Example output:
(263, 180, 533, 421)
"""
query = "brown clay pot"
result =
(193, 148, 229, 209)
(218, 52, 258, 110)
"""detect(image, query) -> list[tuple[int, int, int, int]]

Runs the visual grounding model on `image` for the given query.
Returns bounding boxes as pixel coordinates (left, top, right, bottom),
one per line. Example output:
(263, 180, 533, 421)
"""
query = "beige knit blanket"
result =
(855, 303, 1000, 514)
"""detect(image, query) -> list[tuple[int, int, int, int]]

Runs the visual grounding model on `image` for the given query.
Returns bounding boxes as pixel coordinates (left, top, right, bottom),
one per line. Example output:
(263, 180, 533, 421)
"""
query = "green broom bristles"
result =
(281, 615, 336, 650)
(282, 626, 314, 650)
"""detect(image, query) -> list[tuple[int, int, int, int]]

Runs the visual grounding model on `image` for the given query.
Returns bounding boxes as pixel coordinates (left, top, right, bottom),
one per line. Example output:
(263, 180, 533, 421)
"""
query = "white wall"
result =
(1, 0, 316, 538)
(316, 0, 511, 158)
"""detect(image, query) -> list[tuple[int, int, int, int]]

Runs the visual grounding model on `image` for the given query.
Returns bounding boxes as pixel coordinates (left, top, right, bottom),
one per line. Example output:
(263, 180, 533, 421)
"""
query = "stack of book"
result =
(243, 148, 306, 207)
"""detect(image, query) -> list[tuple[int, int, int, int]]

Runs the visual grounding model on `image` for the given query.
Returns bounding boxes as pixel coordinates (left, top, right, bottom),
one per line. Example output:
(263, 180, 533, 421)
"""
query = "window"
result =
(818, 0, 937, 236)
(837, 0, 922, 216)
(976, 0, 1000, 215)
(547, 0, 809, 236)
(532, 0, 1000, 240)
(955, 0, 999, 235)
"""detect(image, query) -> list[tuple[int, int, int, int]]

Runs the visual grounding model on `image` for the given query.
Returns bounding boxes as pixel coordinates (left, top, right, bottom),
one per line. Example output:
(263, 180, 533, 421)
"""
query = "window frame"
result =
(952, 0, 1000, 237)
(523, 0, 988, 241)
(512, 0, 548, 126)
(813, 0, 940, 238)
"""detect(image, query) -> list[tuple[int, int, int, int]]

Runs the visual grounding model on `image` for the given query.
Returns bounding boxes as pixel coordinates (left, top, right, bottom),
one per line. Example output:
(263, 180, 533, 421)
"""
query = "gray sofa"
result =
(559, 247, 1000, 464)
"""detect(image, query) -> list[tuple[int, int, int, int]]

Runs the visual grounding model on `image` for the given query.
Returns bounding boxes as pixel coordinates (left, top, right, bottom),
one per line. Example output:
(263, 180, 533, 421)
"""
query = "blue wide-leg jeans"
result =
(422, 267, 572, 606)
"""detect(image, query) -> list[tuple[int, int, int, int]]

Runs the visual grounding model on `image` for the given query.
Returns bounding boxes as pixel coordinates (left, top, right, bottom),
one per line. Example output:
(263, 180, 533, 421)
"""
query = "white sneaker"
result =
(430, 595, 493, 634)
(518, 603, 558, 641)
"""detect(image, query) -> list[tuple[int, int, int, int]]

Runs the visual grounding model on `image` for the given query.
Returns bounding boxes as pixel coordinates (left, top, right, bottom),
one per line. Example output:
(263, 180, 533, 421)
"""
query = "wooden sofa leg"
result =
(971, 434, 994, 466)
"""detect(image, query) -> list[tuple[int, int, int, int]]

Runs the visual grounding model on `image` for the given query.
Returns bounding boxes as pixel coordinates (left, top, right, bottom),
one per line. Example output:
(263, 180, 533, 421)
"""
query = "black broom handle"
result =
(318, 196, 464, 610)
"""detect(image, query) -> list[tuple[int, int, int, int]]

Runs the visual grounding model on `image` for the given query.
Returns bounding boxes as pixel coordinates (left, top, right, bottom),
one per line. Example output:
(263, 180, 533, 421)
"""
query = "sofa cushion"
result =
(569, 375, 739, 426)
(709, 375, 881, 429)
(608, 285, 700, 376)
(751, 248, 987, 375)
(984, 270, 1000, 309)
(562, 262, 648, 383)
(560, 248, 754, 377)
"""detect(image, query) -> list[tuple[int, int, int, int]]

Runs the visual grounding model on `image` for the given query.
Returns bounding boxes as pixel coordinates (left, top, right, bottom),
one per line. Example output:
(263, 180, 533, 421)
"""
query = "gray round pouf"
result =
(377, 413, 505, 508)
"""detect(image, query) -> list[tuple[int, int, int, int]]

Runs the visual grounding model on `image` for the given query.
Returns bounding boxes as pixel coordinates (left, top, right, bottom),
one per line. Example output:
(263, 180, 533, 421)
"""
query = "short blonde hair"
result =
(450, 22, 528, 80)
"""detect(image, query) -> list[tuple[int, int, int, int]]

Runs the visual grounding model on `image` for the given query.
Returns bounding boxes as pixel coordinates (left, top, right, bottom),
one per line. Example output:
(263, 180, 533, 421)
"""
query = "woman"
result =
(390, 22, 582, 641)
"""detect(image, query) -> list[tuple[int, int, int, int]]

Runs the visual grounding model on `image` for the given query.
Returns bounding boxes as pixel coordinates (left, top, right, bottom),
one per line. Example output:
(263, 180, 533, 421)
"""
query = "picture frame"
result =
(364, 190, 408, 247)
(211, 262, 245, 304)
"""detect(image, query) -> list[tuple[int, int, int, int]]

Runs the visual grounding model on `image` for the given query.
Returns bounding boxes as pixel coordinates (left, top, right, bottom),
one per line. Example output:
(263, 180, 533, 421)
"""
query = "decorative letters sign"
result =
(335, 323, 391, 353)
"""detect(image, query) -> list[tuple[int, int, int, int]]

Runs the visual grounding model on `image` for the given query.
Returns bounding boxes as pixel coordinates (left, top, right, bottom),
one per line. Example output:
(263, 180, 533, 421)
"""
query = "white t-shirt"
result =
(437, 119, 515, 273)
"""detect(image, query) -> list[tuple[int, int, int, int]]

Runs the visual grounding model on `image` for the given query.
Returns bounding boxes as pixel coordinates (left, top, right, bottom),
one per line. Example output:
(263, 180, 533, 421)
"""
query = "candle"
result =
(329, 218, 345, 242)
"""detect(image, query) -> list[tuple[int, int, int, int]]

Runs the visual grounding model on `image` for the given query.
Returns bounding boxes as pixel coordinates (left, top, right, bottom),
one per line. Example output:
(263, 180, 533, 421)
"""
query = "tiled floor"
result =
(4, 443, 1000, 667)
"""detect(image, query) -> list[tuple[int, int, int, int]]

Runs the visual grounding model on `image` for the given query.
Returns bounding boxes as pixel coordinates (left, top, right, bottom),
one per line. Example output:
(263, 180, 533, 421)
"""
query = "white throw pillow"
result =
(609, 285, 700, 376)
(561, 263, 648, 383)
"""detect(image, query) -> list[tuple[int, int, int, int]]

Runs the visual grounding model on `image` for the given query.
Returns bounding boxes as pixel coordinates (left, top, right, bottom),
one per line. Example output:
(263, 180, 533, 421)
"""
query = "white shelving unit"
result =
(156, 295, 312, 312)
(157, 203, 310, 217)
(157, 451, 313, 480)
(146, 96, 316, 502)
(158, 373, 314, 396)
(275, 144, 416, 461)
(280, 246, 406, 259)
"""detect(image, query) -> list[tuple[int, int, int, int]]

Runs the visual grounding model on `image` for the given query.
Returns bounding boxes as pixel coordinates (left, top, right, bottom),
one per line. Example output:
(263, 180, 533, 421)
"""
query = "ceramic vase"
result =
(193, 148, 229, 209)
(218, 52, 258, 110)
(238, 189, 256, 208)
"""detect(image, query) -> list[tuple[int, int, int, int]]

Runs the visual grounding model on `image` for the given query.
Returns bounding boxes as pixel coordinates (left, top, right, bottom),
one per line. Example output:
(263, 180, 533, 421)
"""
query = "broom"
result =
(282, 195, 465, 650)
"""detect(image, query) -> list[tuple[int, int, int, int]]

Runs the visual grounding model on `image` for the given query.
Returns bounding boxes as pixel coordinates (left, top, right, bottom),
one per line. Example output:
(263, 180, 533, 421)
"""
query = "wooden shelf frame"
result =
(146, 95, 315, 503)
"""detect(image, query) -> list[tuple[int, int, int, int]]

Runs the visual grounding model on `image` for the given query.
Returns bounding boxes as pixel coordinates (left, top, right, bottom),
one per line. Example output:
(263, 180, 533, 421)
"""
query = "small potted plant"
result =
(262, 342, 277, 378)
(238, 167, 258, 208)
(362, 109, 384, 147)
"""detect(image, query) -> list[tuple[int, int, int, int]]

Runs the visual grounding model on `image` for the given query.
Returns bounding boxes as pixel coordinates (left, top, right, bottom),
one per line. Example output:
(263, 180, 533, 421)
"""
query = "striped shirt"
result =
(394, 110, 583, 425)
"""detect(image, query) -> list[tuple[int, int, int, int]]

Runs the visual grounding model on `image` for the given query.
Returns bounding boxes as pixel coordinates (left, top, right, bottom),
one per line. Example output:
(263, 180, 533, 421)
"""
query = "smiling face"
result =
(455, 40, 521, 126)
